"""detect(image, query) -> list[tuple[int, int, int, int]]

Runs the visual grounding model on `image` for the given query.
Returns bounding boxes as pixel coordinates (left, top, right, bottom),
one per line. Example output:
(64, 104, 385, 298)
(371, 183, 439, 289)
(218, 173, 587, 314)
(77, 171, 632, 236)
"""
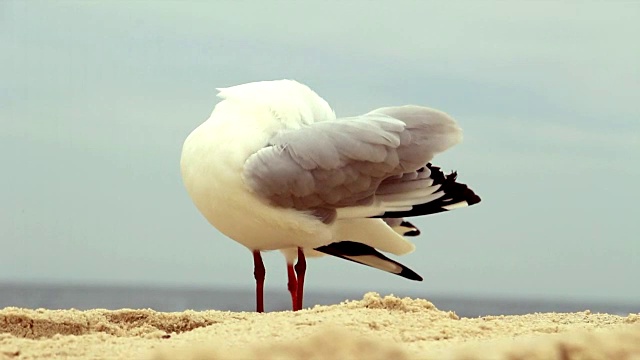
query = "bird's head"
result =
(216, 79, 336, 129)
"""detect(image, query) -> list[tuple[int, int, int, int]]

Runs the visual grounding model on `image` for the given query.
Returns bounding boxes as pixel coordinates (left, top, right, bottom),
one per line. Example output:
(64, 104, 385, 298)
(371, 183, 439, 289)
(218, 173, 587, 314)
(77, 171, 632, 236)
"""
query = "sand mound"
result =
(1, 293, 638, 359)
(0, 307, 219, 339)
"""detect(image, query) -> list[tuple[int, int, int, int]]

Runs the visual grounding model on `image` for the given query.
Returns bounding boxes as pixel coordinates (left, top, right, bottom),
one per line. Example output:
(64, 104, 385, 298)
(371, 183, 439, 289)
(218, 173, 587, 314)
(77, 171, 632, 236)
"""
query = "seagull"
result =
(180, 80, 481, 312)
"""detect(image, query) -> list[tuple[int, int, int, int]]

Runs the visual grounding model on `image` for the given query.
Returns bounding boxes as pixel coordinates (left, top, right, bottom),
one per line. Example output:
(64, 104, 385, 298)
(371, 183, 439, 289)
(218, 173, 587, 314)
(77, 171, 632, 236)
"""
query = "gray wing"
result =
(242, 106, 462, 213)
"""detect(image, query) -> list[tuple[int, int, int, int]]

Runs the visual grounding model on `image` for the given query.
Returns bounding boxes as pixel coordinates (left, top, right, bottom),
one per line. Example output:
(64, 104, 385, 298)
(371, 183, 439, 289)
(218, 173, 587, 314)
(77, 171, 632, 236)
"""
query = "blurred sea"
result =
(1, 283, 637, 318)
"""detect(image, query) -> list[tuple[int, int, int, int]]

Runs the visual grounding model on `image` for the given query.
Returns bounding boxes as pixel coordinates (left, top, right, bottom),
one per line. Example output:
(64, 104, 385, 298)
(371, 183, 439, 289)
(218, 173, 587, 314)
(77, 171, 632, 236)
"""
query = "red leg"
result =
(252, 250, 265, 313)
(294, 247, 306, 311)
(287, 263, 298, 311)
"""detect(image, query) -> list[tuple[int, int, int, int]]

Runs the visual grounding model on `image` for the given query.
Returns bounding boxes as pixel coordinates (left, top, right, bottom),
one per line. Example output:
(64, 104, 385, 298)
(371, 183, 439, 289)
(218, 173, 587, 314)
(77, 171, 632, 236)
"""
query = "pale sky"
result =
(1, 1, 639, 304)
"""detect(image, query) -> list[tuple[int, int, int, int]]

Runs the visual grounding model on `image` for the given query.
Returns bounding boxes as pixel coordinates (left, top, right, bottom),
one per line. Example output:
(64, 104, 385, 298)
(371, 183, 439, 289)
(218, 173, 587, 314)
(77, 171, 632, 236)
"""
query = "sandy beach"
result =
(1, 292, 638, 360)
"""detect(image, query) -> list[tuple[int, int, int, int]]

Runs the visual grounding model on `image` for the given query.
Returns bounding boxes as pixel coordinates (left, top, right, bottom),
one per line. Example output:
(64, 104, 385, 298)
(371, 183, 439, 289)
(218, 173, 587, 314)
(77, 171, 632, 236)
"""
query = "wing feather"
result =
(243, 107, 462, 214)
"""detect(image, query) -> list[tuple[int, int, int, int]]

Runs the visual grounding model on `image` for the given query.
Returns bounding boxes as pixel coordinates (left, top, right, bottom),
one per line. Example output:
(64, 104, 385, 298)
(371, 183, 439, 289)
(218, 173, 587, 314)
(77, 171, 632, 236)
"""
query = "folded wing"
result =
(243, 106, 463, 217)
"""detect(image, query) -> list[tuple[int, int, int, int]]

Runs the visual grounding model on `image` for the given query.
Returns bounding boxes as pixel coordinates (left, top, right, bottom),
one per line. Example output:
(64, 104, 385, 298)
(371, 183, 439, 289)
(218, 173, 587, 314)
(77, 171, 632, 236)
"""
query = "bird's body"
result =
(180, 79, 481, 311)
(181, 109, 333, 253)
(181, 96, 324, 250)
(182, 80, 417, 256)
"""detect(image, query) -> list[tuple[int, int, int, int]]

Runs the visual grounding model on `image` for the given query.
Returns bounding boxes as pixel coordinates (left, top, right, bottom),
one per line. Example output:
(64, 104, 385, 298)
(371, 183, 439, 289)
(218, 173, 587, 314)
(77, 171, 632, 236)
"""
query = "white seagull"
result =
(180, 80, 481, 312)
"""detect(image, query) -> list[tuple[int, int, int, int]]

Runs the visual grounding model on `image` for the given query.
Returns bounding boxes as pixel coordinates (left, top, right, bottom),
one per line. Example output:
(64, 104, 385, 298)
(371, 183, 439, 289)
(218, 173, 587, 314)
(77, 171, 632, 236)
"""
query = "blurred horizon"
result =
(1, 282, 637, 317)
(2, 279, 640, 307)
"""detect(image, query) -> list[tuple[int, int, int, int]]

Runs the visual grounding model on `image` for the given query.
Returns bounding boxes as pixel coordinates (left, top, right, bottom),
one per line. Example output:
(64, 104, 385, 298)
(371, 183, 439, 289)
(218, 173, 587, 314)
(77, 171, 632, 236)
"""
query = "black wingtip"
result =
(314, 241, 423, 281)
(466, 187, 482, 206)
(399, 266, 423, 281)
(378, 163, 481, 218)
(404, 229, 421, 237)
(400, 221, 421, 237)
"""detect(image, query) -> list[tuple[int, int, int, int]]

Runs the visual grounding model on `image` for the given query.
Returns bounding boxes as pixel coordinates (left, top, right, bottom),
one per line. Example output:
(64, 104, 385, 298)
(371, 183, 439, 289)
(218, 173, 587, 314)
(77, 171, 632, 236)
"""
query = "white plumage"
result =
(180, 79, 480, 312)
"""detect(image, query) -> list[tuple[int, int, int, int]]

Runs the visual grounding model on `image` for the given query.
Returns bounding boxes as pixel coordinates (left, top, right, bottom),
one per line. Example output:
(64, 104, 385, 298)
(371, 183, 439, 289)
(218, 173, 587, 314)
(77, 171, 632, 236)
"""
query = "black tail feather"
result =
(378, 163, 481, 219)
(314, 241, 423, 281)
